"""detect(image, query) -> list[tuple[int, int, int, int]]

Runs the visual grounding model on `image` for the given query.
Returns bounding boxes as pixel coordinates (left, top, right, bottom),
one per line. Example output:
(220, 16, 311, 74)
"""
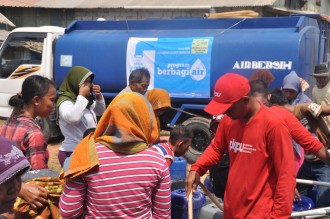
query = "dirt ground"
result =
(47, 142, 62, 172)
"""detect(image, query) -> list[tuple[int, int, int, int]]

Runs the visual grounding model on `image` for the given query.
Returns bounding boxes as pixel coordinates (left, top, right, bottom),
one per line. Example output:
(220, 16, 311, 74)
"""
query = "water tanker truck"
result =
(0, 14, 328, 161)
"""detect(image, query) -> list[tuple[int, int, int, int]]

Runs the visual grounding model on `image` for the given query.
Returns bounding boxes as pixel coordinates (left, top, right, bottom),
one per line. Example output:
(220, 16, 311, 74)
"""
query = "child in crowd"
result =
(153, 124, 192, 167)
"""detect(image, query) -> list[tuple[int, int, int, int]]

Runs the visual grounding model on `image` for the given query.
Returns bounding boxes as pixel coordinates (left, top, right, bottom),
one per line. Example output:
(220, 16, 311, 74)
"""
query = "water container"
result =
(170, 156, 187, 180)
(171, 188, 206, 219)
(171, 179, 185, 191)
(292, 194, 315, 211)
(199, 203, 224, 219)
(203, 176, 214, 194)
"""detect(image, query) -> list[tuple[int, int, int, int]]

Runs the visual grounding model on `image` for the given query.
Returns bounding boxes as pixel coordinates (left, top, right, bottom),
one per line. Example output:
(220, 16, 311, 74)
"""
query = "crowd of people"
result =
(1, 63, 330, 218)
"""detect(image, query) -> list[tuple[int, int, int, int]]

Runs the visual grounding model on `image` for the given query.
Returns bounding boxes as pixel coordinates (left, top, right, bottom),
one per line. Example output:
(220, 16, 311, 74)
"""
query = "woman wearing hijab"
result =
(146, 88, 172, 142)
(282, 70, 312, 105)
(56, 66, 105, 167)
(146, 88, 171, 129)
(59, 92, 170, 218)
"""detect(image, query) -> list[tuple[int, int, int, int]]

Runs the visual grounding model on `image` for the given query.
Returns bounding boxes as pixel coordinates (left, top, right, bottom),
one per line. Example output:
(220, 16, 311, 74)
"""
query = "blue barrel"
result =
(169, 156, 187, 180)
(171, 188, 206, 219)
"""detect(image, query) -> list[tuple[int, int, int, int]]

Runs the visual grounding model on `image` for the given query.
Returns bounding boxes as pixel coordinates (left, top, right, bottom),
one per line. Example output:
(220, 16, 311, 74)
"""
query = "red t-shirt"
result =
(270, 105, 323, 154)
(191, 104, 295, 219)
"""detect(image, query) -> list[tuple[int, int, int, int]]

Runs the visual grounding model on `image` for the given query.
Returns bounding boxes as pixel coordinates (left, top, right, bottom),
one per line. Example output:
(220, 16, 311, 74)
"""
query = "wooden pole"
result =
(188, 191, 193, 219)
(198, 182, 224, 211)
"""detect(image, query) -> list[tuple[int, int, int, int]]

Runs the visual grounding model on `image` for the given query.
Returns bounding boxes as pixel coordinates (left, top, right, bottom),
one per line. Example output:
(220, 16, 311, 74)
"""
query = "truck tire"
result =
(182, 117, 211, 164)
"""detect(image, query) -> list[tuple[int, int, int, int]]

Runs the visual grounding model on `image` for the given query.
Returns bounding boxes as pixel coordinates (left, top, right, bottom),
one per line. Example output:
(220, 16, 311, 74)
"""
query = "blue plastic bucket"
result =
(292, 194, 315, 211)
(171, 188, 206, 219)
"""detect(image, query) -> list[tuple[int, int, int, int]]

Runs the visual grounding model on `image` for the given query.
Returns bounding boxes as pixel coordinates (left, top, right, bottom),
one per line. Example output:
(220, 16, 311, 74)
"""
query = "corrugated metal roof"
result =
(0, 0, 39, 7)
(0, 0, 277, 8)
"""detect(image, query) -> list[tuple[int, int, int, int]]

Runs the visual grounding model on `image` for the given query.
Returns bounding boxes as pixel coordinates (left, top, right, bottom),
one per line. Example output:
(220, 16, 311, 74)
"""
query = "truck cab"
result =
(0, 26, 64, 118)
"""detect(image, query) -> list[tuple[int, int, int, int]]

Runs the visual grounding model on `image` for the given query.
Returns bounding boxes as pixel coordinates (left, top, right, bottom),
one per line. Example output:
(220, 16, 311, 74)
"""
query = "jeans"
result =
(297, 161, 330, 207)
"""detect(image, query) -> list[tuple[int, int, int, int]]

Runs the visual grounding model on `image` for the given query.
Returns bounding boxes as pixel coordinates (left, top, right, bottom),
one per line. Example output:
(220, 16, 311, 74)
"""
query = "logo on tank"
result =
(190, 59, 206, 81)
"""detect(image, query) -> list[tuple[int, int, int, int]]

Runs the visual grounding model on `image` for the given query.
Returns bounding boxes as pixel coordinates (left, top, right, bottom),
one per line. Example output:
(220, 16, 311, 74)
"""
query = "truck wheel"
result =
(182, 117, 211, 164)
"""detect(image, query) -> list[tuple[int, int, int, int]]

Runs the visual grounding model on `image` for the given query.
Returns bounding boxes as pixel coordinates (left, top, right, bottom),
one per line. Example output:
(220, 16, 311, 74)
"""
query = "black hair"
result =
(249, 79, 269, 99)
(269, 88, 289, 106)
(169, 124, 193, 145)
(9, 75, 56, 117)
(129, 68, 150, 84)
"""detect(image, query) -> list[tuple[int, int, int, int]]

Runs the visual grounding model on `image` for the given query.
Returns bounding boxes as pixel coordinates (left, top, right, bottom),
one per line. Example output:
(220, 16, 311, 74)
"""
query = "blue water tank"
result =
(170, 156, 187, 180)
(171, 188, 206, 219)
(54, 16, 321, 101)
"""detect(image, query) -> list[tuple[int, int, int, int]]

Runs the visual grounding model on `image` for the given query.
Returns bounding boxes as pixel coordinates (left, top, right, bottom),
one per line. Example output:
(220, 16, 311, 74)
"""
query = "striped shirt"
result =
(154, 142, 174, 167)
(0, 115, 48, 169)
(59, 143, 171, 219)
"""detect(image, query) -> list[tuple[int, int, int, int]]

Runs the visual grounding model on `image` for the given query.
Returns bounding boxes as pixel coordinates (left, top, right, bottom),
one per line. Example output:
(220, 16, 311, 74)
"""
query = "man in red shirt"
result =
(269, 88, 330, 207)
(186, 73, 296, 219)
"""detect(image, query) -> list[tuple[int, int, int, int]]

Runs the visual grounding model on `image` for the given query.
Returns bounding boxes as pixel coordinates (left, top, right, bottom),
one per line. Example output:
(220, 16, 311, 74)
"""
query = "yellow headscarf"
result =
(146, 88, 171, 110)
(94, 92, 159, 152)
(146, 88, 171, 130)
(64, 92, 159, 178)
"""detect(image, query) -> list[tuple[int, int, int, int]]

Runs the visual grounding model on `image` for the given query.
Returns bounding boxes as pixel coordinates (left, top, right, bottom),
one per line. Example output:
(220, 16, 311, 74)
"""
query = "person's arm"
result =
(287, 112, 323, 154)
(151, 163, 171, 219)
(267, 123, 295, 218)
(59, 177, 86, 218)
(92, 84, 106, 115)
(59, 97, 89, 124)
(19, 182, 48, 209)
(93, 97, 106, 116)
(26, 130, 48, 169)
(320, 105, 330, 116)
(186, 118, 228, 196)
(314, 147, 330, 166)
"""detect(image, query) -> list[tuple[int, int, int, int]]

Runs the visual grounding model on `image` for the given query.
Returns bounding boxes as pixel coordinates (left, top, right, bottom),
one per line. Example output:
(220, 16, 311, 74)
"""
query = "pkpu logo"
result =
(229, 139, 256, 154)
(214, 92, 221, 97)
(190, 59, 206, 81)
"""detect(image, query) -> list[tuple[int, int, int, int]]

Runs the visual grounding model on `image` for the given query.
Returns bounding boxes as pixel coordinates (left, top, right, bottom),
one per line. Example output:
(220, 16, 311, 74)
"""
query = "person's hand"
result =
(19, 182, 48, 209)
(185, 170, 200, 198)
(79, 83, 91, 98)
(294, 187, 301, 201)
(92, 84, 103, 101)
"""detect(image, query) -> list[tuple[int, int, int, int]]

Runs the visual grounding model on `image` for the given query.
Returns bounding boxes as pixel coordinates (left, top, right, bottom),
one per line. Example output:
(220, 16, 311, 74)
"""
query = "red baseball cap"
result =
(204, 73, 250, 115)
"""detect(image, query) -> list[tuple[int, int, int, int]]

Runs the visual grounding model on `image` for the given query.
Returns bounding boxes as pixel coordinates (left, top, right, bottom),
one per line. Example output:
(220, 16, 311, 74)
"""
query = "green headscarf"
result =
(56, 66, 94, 118)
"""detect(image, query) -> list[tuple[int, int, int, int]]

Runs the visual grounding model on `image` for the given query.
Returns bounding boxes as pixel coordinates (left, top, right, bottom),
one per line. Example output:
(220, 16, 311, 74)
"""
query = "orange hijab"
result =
(94, 92, 159, 151)
(146, 88, 171, 129)
(64, 92, 159, 178)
